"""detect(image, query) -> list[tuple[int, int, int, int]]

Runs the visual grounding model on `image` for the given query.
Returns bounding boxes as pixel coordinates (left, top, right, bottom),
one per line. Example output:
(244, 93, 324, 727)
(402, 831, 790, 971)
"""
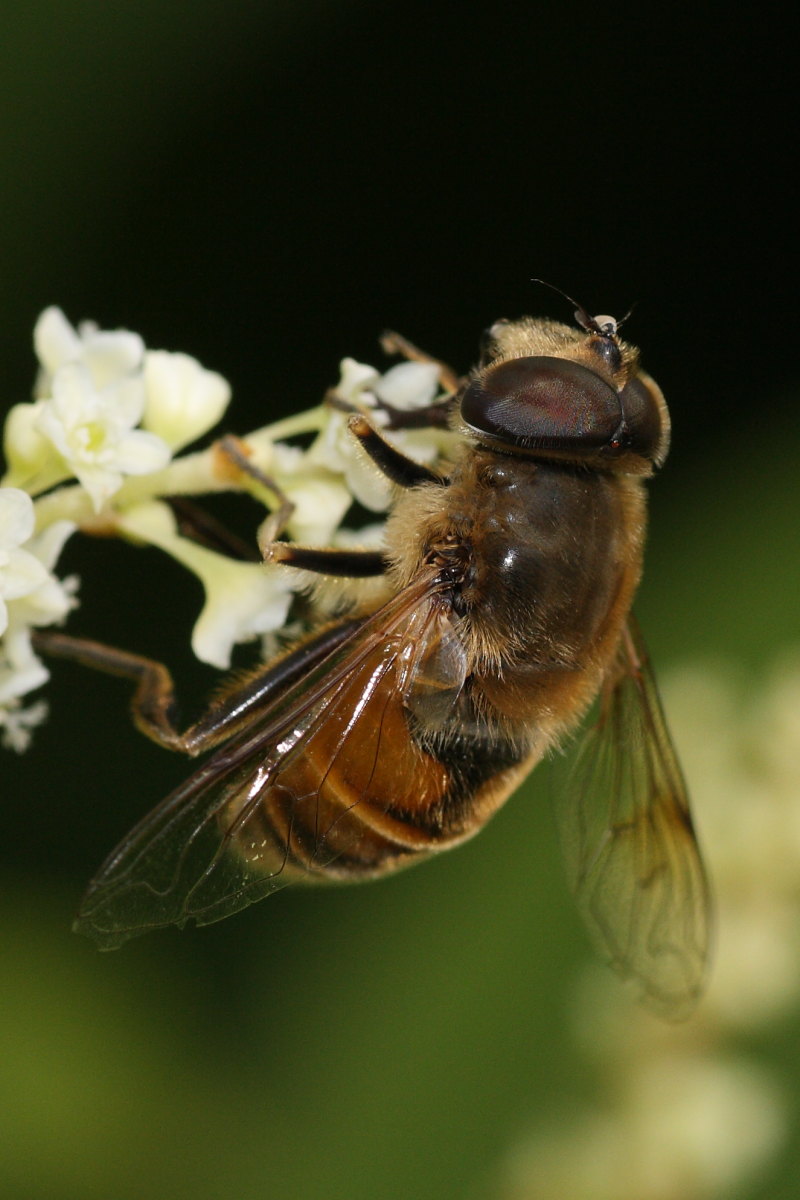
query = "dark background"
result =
(2, 4, 798, 1199)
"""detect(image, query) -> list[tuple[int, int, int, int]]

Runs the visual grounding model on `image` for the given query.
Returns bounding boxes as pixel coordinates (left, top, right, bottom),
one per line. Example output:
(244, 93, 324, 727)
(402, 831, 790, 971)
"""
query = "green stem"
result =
(252, 405, 327, 442)
(30, 406, 329, 534)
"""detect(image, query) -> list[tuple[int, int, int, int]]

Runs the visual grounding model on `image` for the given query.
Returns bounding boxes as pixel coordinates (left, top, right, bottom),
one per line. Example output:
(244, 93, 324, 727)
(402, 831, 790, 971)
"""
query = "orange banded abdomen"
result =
(225, 653, 455, 882)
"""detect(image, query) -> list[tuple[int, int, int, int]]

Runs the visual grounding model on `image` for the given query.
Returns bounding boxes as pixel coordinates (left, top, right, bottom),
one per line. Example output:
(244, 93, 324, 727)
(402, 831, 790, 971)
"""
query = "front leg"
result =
(216, 434, 295, 545)
(261, 416, 447, 573)
(265, 543, 388, 576)
(347, 414, 447, 487)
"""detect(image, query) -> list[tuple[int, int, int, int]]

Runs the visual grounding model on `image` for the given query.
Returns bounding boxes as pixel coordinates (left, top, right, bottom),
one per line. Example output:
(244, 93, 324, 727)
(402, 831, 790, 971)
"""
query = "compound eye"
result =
(617, 375, 670, 464)
(461, 356, 621, 454)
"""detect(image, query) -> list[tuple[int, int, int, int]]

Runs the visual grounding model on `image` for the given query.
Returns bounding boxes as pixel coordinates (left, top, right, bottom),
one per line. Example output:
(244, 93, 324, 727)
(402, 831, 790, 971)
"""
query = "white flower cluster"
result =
(493, 656, 800, 1200)
(0, 489, 75, 749)
(1, 308, 452, 748)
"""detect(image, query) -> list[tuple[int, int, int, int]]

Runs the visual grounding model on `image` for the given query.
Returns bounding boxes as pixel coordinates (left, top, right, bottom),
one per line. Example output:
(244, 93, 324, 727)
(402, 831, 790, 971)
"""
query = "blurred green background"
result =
(2, 4, 798, 1199)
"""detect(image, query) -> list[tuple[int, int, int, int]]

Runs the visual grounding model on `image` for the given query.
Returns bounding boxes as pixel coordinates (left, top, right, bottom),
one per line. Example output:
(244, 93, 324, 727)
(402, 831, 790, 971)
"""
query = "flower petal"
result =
(0, 488, 35, 550)
(191, 559, 294, 668)
(34, 307, 82, 377)
(117, 501, 297, 669)
(34, 306, 145, 391)
(0, 548, 49, 603)
(41, 363, 98, 443)
(81, 329, 145, 390)
(0, 625, 49, 704)
(1, 403, 59, 489)
(112, 429, 172, 476)
(0, 698, 49, 753)
(374, 361, 439, 409)
(71, 464, 124, 512)
(104, 374, 148, 431)
(335, 357, 380, 403)
(26, 519, 76, 573)
(142, 350, 231, 451)
(282, 475, 353, 544)
(344, 449, 393, 512)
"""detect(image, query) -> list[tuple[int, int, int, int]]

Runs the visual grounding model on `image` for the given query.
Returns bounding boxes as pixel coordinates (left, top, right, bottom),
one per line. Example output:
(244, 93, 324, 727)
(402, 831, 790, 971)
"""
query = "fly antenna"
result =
(531, 278, 634, 339)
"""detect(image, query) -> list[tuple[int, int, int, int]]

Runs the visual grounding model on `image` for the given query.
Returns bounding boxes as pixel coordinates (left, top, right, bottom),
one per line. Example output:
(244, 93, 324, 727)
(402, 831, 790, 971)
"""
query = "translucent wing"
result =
(555, 616, 712, 1019)
(75, 567, 466, 949)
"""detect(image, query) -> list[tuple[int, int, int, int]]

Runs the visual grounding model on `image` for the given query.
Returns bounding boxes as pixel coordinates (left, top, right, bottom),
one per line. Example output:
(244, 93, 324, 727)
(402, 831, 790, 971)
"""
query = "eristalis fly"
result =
(35, 297, 711, 1019)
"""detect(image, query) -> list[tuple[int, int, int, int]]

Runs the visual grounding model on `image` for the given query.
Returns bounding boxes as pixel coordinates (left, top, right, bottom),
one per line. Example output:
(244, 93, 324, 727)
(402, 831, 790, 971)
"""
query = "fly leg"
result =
(259, 415, 449, 575)
(32, 618, 361, 754)
(215, 434, 295, 546)
(347, 414, 447, 487)
(266, 544, 388, 576)
(261, 414, 448, 575)
(167, 496, 261, 561)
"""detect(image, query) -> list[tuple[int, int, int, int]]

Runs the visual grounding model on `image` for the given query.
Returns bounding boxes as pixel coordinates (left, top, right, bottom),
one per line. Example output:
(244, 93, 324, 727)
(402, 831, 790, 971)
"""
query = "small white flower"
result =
(0, 489, 47, 634)
(189, 555, 295, 669)
(307, 357, 448, 513)
(500, 1056, 784, 1200)
(5, 518, 78, 634)
(0, 624, 49, 706)
(117, 502, 296, 669)
(0, 697, 48, 753)
(35, 363, 171, 511)
(4, 306, 157, 496)
(1, 401, 60, 492)
(34, 306, 145, 393)
(373, 360, 440, 411)
(237, 439, 353, 546)
(335, 357, 381, 402)
(280, 474, 354, 545)
(141, 350, 231, 451)
(307, 404, 393, 512)
(1, 492, 78, 725)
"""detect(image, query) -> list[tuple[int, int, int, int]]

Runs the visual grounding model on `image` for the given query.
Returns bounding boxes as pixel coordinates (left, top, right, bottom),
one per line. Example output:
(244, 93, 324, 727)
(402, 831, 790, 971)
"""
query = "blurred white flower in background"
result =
(499, 1054, 784, 1200)
(490, 655, 800, 1200)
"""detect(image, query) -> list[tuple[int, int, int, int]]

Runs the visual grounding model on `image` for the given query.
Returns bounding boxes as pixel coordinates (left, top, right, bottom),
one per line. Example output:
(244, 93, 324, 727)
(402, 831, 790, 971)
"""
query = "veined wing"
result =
(75, 566, 466, 949)
(555, 616, 712, 1020)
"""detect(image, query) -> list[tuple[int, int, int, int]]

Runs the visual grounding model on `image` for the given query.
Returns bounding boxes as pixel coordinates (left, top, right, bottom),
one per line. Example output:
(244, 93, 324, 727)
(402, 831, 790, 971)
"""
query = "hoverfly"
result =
(37, 297, 711, 1019)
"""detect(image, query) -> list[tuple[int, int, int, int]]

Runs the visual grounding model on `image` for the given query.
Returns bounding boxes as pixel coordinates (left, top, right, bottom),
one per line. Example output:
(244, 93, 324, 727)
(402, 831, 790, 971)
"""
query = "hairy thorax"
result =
(385, 445, 648, 743)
